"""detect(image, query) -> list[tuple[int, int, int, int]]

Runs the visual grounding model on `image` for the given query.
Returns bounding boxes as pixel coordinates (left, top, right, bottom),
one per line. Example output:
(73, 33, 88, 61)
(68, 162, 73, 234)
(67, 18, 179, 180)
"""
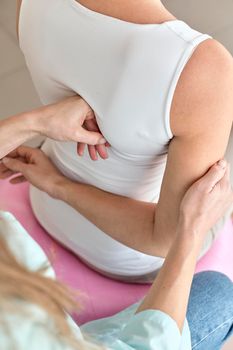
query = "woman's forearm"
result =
(137, 232, 202, 331)
(55, 179, 160, 256)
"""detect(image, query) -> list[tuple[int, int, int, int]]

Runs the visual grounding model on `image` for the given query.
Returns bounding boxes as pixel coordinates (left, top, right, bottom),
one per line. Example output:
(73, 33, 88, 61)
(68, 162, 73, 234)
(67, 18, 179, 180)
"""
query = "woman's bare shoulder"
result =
(170, 38, 233, 137)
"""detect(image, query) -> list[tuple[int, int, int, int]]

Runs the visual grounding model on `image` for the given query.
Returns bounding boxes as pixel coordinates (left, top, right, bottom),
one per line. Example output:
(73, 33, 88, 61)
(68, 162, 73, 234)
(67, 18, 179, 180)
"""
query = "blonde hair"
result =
(0, 234, 100, 350)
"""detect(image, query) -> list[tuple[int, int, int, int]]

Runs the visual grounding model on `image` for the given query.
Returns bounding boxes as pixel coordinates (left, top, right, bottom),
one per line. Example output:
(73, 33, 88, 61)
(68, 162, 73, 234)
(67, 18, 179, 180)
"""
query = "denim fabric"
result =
(187, 271, 233, 350)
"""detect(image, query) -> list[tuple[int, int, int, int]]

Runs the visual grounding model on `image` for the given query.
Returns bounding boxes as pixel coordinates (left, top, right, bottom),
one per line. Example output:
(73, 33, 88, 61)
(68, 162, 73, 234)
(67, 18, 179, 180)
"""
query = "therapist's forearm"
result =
(0, 109, 43, 158)
(54, 178, 160, 256)
(137, 232, 202, 331)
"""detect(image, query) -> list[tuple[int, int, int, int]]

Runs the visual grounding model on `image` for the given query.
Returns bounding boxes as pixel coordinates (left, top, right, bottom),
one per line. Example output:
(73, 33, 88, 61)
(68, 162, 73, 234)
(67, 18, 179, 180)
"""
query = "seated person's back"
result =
(17, 0, 233, 278)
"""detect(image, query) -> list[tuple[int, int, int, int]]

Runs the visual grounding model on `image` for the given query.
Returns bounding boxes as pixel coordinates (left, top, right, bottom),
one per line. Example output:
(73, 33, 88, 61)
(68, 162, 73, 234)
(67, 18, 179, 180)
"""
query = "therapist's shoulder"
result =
(170, 38, 233, 137)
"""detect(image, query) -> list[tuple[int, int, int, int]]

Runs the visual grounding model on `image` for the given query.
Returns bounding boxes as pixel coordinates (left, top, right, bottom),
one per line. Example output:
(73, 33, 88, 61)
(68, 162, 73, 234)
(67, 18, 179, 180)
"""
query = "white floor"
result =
(0, 1, 233, 348)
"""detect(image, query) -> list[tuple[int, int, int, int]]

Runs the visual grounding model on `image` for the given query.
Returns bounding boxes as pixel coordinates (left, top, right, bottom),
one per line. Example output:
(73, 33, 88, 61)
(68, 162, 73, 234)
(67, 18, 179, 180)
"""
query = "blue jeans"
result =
(187, 271, 233, 350)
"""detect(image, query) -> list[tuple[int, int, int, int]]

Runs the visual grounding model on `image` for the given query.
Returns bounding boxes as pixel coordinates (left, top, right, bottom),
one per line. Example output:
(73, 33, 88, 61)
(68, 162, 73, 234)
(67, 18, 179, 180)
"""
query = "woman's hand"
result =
(37, 95, 110, 160)
(1, 146, 67, 198)
(178, 159, 233, 241)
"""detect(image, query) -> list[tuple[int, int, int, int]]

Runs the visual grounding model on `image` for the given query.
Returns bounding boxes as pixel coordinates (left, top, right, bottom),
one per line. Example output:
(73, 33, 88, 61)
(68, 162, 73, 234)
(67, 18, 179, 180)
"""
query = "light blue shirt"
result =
(0, 211, 191, 350)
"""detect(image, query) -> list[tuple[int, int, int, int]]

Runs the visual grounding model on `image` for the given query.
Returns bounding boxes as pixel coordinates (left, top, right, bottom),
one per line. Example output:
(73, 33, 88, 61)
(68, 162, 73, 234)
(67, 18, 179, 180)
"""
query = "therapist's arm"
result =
(0, 111, 41, 159)
(137, 161, 232, 331)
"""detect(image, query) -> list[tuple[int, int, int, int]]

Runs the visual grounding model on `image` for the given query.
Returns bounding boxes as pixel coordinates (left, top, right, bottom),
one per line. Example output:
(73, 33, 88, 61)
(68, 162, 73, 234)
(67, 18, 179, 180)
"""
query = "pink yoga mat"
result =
(0, 180, 233, 324)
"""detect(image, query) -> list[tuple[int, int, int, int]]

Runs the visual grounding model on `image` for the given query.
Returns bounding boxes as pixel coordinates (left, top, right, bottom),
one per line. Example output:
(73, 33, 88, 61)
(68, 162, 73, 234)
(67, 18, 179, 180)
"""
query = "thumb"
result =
(200, 160, 227, 193)
(2, 157, 26, 173)
(77, 128, 107, 146)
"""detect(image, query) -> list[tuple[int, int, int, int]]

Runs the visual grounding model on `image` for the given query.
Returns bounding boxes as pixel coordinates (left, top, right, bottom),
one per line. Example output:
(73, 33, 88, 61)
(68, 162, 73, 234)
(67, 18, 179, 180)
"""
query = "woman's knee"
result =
(193, 271, 233, 295)
(187, 271, 233, 348)
(188, 271, 233, 313)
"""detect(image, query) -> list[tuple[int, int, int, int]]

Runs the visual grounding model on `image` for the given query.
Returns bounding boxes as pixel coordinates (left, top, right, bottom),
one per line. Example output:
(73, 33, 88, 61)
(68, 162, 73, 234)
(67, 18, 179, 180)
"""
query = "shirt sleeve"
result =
(0, 211, 55, 278)
(112, 310, 191, 350)
(82, 308, 191, 350)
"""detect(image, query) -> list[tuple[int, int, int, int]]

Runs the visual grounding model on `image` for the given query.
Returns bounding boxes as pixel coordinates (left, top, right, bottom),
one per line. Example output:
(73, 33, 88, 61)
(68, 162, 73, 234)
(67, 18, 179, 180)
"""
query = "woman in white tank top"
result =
(1, 0, 233, 282)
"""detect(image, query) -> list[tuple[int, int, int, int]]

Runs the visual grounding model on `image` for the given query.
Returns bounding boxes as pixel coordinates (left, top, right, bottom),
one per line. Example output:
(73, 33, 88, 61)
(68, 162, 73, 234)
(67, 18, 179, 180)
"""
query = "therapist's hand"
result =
(0, 95, 110, 162)
(1, 146, 67, 198)
(77, 117, 111, 160)
(36, 95, 110, 160)
(178, 159, 233, 243)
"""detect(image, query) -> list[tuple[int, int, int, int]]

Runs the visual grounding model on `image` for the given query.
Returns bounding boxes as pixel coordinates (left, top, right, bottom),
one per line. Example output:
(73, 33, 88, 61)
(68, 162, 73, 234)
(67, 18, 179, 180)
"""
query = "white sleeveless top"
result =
(19, 0, 212, 276)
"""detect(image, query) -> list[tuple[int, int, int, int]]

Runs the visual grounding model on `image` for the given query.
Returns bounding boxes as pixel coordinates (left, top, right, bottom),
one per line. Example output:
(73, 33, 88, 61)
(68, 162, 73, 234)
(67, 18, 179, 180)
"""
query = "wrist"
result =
(26, 105, 51, 136)
(1, 112, 39, 144)
(11, 107, 47, 138)
(51, 176, 74, 201)
(174, 224, 205, 256)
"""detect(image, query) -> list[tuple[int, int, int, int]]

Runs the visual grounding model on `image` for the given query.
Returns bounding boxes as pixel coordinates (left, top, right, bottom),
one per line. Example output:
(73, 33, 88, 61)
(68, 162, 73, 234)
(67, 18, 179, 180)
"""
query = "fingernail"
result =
(99, 138, 107, 145)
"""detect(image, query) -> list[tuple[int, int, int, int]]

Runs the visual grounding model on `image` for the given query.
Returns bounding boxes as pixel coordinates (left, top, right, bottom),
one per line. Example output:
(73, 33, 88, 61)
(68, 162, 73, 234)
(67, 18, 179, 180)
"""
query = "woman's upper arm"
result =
(153, 39, 233, 256)
(16, 0, 22, 41)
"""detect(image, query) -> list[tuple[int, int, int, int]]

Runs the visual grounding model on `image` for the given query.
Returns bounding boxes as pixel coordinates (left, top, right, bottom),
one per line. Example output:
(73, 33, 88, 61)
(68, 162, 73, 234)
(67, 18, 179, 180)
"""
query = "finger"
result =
(218, 163, 231, 189)
(7, 146, 40, 162)
(77, 142, 86, 156)
(10, 175, 27, 184)
(204, 160, 228, 193)
(1, 147, 36, 161)
(83, 120, 111, 151)
(1, 156, 28, 174)
(85, 110, 97, 121)
(196, 160, 227, 193)
(0, 162, 13, 177)
(0, 155, 18, 175)
(95, 144, 109, 159)
(84, 118, 100, 132)
(77, 128, 107, 146)
(6, 148, 28, 159)
(88, 145, 98, 161)
(0, 169, 18, 179)
(0, 161, 13, 172)
(2, 157, 26, 174)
